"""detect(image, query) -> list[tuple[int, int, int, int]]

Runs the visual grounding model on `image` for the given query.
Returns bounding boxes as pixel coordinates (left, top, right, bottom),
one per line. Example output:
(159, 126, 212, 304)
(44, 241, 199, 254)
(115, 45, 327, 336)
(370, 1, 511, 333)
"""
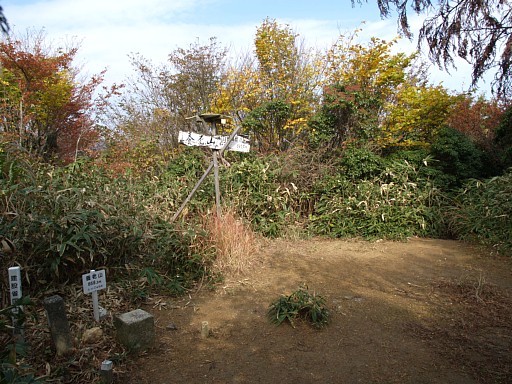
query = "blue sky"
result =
(2, 0, 488, 95)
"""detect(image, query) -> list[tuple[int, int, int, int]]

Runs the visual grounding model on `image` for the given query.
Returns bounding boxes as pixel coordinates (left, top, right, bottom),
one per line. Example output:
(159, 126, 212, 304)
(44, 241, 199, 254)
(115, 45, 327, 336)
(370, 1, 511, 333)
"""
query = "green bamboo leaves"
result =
(267, 285, 330, 329)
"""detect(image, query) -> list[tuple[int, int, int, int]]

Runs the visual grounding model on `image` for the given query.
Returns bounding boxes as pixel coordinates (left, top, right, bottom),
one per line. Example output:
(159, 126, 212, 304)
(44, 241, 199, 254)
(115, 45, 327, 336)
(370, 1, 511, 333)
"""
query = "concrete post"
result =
(43, 295, 73, 355)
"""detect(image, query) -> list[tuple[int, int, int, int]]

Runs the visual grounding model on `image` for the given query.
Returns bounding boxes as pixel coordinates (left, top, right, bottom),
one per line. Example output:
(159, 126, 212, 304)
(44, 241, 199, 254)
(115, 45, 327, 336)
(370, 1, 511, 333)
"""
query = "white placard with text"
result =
(82, 269, 107, 294)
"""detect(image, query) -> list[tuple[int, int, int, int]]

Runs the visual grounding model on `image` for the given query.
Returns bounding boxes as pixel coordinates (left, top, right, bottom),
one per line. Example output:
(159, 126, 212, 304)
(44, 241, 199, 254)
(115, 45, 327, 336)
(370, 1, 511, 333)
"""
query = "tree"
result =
(310, 83, 382, 147)
(242, 100, 292, 151)
(112, 38, 228, 150)
(430, 126, 485, 187)
(353, 0, 512, 99)
(210, 52, 260, 122)
(447, 95, 505, 152)
(325, 34, 415, 102)
(214, 18, 322, 151)
(494, 105, 512, 169)
(0, 6, 7, 35)
(251, 18, 320, 150)
(0, 29, 113, 162)
(314, 34, 417, 147)
(381, 84, 461, 148)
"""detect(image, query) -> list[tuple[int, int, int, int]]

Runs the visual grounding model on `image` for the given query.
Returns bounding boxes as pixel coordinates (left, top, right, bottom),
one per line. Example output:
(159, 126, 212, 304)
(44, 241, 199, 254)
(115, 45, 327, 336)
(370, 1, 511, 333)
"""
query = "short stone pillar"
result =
(114, 309, 154, 352)
(100, 360, 113, 383)
(43, 295, 73, 355)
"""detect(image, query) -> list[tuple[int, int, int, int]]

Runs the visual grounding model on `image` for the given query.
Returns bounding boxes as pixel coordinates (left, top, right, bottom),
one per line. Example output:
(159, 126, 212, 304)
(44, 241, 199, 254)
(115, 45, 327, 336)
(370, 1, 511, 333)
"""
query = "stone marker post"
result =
(201, 321, 210, 338)
(43, 295, 73, 355)
(114, 309, 155, 352)
(100, 360, 113, 383)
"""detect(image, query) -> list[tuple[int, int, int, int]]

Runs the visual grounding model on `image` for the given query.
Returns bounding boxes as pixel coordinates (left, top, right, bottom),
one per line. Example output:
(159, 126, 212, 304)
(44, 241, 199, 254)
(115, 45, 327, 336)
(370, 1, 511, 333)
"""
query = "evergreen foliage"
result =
(430, 126, 485, 188)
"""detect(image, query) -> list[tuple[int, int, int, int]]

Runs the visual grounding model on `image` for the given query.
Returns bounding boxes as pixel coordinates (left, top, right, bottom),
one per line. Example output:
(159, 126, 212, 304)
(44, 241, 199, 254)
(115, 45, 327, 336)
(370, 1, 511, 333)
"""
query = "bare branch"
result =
(353, 0, 512, 99)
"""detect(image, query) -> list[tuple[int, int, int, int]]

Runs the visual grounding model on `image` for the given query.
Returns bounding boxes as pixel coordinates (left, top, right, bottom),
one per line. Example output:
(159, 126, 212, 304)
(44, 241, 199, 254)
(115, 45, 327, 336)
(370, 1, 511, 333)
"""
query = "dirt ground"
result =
(123, 238, 512, 384)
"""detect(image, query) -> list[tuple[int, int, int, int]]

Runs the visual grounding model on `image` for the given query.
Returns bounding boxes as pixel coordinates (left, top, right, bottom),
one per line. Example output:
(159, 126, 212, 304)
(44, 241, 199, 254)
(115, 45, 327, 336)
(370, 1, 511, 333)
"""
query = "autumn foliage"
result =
(447, 96, 505, 152)
(0, 30, 116, 163)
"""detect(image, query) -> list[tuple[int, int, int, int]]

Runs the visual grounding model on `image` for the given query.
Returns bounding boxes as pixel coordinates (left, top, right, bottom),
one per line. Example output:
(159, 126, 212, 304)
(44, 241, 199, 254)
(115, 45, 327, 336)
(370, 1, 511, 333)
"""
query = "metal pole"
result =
(90, 270, 100, 322)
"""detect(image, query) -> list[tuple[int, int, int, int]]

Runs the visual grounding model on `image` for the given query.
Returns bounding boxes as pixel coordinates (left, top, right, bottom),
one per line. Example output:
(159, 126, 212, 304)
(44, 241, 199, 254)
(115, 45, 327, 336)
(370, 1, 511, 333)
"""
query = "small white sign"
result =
(82, 270, 107, 294)
(178, 131, 250, 152)
(8, 266, 22, 305)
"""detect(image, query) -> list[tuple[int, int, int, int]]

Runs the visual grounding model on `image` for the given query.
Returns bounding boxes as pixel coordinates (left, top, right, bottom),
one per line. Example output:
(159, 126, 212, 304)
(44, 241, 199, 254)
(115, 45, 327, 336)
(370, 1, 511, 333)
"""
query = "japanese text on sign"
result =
(178, 131, 250, 152)
(82, 270, 107, 294)
(8, 267, 22, 305)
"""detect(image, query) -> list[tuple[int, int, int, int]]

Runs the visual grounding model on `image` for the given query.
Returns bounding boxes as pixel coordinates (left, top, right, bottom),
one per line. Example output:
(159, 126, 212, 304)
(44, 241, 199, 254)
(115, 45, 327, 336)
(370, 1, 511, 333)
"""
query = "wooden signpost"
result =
(178, 131, 250, 153)
(171, 113, 250, 222)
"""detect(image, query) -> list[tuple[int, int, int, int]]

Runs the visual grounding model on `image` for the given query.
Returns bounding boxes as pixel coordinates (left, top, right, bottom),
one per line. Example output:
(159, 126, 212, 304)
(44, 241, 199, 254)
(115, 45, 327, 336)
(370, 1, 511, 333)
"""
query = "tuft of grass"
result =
(267, 284, 330, 329)
(205, 208, 260, 277)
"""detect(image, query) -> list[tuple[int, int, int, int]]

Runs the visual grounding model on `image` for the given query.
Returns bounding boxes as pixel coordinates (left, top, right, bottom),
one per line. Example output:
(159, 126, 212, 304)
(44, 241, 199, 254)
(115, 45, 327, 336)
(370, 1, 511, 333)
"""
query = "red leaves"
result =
(0, 32, 110, 163)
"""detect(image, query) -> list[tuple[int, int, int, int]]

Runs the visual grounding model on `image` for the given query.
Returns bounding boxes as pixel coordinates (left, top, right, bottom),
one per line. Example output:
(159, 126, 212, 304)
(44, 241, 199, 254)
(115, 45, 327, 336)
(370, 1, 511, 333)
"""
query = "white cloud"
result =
(3, 0, 492, 96)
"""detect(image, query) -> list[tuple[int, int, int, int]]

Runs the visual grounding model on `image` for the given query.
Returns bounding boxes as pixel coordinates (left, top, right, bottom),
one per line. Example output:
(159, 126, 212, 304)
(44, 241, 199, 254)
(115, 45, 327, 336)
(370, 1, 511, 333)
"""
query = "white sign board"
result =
(178, 131, 250, 153)
(8, 266, 22, 305)
(82, 269, 107, 294)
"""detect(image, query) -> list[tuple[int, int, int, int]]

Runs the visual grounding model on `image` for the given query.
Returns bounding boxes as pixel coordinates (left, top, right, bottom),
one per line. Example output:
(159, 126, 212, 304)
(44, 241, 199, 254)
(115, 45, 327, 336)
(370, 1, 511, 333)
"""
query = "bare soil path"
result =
(124, 238, 512, 384)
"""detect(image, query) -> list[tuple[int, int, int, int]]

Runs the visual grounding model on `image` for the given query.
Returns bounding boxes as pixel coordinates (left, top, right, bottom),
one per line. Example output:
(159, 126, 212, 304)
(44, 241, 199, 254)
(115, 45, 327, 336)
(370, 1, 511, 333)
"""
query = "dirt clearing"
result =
(123, 238, 512, 383)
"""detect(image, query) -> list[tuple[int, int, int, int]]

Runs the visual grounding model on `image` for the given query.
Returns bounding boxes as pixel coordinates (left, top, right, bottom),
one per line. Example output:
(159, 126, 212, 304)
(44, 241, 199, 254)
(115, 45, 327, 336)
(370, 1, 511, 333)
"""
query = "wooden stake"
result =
(213, 150, 221, 218)
(170, 162, 214, 223)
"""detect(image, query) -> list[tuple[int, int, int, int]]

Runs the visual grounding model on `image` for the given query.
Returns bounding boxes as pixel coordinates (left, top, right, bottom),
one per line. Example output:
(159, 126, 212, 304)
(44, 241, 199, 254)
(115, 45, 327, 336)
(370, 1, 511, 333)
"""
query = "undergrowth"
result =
(0, 142, 510, 383)
(445, 170, 512, 255)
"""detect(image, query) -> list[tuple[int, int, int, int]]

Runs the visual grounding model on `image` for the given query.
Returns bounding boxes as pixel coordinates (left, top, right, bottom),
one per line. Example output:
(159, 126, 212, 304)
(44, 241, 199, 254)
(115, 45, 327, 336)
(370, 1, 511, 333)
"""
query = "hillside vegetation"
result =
(0, 19, 511, 383)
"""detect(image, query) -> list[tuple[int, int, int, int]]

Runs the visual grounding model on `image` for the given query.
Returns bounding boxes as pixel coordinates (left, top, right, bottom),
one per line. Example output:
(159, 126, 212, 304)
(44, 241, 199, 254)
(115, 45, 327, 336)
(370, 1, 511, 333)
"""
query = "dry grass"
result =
(205, 208, 260, 277)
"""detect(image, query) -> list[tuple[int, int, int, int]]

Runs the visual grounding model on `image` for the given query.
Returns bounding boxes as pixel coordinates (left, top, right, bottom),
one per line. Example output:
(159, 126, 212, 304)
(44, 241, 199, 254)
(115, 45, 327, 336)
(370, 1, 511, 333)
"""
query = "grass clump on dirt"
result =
(267, 285, 330, 329)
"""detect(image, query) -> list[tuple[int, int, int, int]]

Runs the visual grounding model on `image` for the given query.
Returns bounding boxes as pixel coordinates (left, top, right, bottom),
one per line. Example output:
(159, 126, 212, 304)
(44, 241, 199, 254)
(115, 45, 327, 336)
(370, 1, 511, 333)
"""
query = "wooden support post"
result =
(213, 150, 221, 218)
(171, 123, 245, 223)
(171, 162, 214, 223)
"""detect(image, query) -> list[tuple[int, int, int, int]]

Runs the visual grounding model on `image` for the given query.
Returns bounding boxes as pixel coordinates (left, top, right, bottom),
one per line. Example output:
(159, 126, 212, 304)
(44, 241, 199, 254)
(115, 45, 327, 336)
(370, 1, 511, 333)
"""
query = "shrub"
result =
(337, 146, 384, 180)
(309, 158, 444, 239)
(267, 285, 330, 329)
(430, 126, 485, 188)
(0, 152, 210, 290)
(445, 171, 512, 254)
(495, 106, 512, 170)
(0, 297, 40, 383)
(222, 154, 300, 237)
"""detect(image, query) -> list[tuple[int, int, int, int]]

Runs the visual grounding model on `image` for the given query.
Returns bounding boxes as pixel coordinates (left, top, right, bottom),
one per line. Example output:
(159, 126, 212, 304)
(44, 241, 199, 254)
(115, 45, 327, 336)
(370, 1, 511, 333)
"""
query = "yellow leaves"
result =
(284, 117, 308, 134)
(210, 18, 322, 151)
(380, 84, 461, 148)
(255, 18, 297, 78)
(324, 33, 414, 100)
